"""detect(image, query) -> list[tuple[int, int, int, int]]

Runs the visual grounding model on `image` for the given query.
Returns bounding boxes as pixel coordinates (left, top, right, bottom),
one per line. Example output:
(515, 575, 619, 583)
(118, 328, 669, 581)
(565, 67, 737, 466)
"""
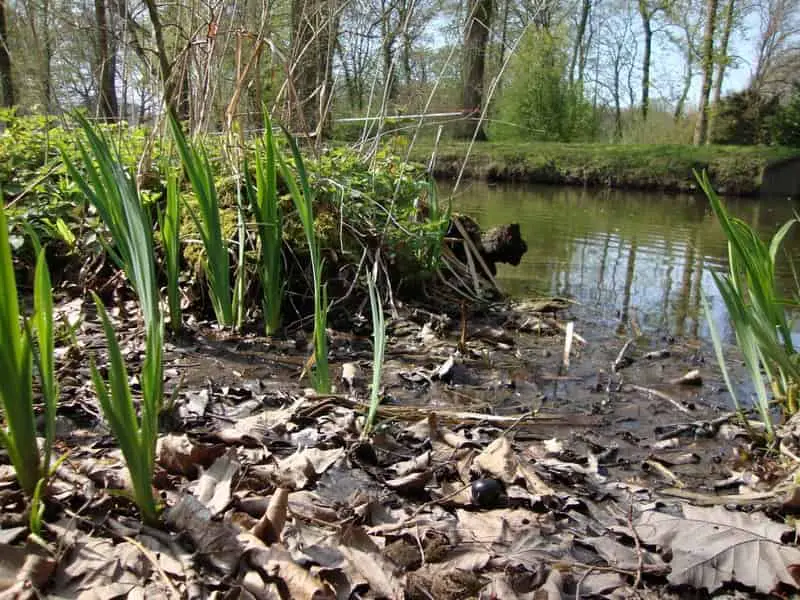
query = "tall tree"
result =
(570, 0, 593, 85)
(0, 0, 13, 107)
(290, 0, 339, 138)
(637, 0, 663, 120)
(459, 0, 492, 140)
(693, 0, 718, 144)
(706, 0, 736, 139)
(95, 0, 118, 121)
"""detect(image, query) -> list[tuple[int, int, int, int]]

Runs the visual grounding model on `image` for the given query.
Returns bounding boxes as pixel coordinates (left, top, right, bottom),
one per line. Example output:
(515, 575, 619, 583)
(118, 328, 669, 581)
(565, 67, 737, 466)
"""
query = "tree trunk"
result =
(0, 0, 14, 107)
(290, 0, 338, 139)
(95, 0, 118, 121)
(570, 0, 592, 85)
(142, 0, 186, 119)
(707, 0, 735, 141)
(638, 1, 653, 121)
(693, 0, 718, 145)
(458, 0, 492, 140)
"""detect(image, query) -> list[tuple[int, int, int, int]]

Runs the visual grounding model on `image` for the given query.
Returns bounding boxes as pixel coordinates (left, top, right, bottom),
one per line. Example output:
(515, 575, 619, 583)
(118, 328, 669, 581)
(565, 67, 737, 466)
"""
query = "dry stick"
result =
(627, 496, 644, 590)
(613, 338, 635, 372)
(563, 322, 574, 371)
(122, 535, 183, 600)
(630, 384, 691, 415)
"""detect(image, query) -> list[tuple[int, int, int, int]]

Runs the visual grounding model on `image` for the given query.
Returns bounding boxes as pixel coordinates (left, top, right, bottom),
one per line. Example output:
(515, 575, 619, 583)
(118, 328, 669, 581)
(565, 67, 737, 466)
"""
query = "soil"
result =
(3, 281, 797, 599)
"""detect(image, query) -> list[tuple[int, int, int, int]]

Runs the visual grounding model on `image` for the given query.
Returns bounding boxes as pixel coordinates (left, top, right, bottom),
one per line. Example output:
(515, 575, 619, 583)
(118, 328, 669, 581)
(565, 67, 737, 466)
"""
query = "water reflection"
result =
(449, 182, 799, 343)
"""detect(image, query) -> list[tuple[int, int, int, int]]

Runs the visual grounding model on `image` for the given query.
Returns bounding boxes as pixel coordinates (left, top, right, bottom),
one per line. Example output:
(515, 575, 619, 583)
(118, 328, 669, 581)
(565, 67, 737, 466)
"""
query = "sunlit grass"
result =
(64, 114, 164, 523)
(0, 205, 57, 497)
(362, 264, 386, 437)
(245, 113, 284, 335)
(169, 113, 234, 327)
(278, 131, 330, 392)
(90, 295, 162, 525)
(158, 172, 182, 333)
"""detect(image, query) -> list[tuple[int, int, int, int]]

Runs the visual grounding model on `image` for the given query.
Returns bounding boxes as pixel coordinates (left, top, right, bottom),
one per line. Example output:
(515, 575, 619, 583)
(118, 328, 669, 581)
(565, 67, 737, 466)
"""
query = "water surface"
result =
(449, 181, 799, 344)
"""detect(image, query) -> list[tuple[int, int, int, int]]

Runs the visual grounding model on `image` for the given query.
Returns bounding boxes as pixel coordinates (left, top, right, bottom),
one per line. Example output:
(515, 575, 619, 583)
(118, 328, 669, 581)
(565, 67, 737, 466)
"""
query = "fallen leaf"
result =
(633, 505, 800, 594)
(475, 437, 554, 496)
(192, 449, 240, 516)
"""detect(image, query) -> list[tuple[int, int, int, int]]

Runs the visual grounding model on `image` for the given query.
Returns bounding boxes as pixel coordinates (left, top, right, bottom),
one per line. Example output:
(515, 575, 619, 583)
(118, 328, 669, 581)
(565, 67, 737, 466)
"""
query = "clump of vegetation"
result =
(63, 115, 165, 524)
(701, 171, 800, 441)
(0, 203, 57, 499)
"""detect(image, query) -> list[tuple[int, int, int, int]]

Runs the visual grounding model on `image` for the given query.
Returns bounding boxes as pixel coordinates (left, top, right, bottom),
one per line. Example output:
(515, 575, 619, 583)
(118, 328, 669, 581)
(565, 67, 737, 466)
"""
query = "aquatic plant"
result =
(169, 113, 234, 327)
(278, 131, 330, 393)
(700, 171, 800, 440)
(0, 205, 57, 497)
(245, 113, 284, 336)
(363, 264, 386, 437)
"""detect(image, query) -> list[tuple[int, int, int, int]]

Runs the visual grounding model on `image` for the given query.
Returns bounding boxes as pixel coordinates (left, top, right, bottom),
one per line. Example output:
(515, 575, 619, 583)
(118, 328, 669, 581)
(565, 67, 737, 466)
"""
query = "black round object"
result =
(471, 478, 504, 508)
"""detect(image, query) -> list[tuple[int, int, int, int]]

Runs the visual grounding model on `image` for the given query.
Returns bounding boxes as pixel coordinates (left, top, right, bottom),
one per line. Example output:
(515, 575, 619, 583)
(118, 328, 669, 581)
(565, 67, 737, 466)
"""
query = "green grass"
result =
(362, 265, 386, 437)
(245, 114, 284, 336)
(278, 130, 330, 393)
(64, 115, 165, 523)
(0, 204, 57, 497)
(169, 113, 234, 328)
(406, 139, 800, 195)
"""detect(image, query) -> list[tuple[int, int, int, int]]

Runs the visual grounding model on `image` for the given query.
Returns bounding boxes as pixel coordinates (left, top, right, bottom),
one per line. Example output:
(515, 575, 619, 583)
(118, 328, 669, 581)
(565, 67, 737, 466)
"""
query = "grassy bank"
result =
(407, 140, 800, 195)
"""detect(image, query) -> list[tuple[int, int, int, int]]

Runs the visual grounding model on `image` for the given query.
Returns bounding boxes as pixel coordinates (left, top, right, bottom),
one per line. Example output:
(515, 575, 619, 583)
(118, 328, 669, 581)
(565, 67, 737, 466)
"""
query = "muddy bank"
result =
(407, 140, 800, 196)
(11, 286, 800, 599)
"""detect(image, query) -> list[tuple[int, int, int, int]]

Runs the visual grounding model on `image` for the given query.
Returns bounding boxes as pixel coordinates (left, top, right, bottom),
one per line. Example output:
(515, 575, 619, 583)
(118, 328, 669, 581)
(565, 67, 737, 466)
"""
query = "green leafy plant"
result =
(245, 115, 284, 335)
(700, 171, 800, 440)
(362, 264, 386, 437)
(278, 132, 330, 392)
(0, 205, 57, 497)
(90, 295, 162, 525)
(168, 113, 234, 327)
(158, 172, 182, 333)
(63, 114, 164, 522)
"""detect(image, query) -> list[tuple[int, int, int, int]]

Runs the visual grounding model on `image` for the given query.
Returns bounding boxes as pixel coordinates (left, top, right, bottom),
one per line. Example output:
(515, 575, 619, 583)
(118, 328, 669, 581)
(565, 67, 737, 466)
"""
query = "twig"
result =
(627, 496, 643, 589)
(613, 339, 635, 372)
(122, 535, 182, 600)
(630, 384, 691, 414)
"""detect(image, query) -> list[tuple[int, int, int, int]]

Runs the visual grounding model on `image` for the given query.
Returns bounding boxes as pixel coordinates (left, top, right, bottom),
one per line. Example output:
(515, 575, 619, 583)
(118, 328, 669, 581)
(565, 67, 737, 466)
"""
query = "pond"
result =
(448, 181, 800, 345)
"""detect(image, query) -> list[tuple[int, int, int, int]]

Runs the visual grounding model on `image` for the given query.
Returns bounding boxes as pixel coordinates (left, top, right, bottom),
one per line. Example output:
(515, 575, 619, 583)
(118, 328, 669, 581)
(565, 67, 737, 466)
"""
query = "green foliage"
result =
(279, 130, 331, 393)
(0, 203, 57, 497)
(90, 295, 162, 525)
(169, 114, 234, 327)
(772, 84, 800, 148)
(64, 115, 164, 523)
(158, 172, 182, 333)
(245, 114, 284, 336)
(497, 29, 598, 142)
(362, 264, 386, 437)
(700, 171, 800, 440)
(711, 89, 781, 145)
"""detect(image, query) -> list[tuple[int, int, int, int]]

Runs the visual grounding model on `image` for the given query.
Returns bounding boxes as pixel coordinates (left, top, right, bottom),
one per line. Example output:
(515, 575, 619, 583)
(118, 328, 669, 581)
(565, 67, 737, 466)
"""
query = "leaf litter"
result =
(3, 291, 800, 599)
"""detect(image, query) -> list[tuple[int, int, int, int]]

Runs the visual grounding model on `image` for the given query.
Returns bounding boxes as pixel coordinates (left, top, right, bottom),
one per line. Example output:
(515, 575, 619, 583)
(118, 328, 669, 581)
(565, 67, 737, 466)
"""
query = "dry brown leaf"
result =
(252, 488, 290, 544)
(634, 505, 800, 594)
(156, 434, 225, 477)
(474, 437, 554, 496)
(192, 448, 240, 516)
(336, 527, 406, 599)
(0, 543, 56, 597)
(164, 494, 243, 574)
(533, 568, 563, 599)
(246, 544, 335, 600)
